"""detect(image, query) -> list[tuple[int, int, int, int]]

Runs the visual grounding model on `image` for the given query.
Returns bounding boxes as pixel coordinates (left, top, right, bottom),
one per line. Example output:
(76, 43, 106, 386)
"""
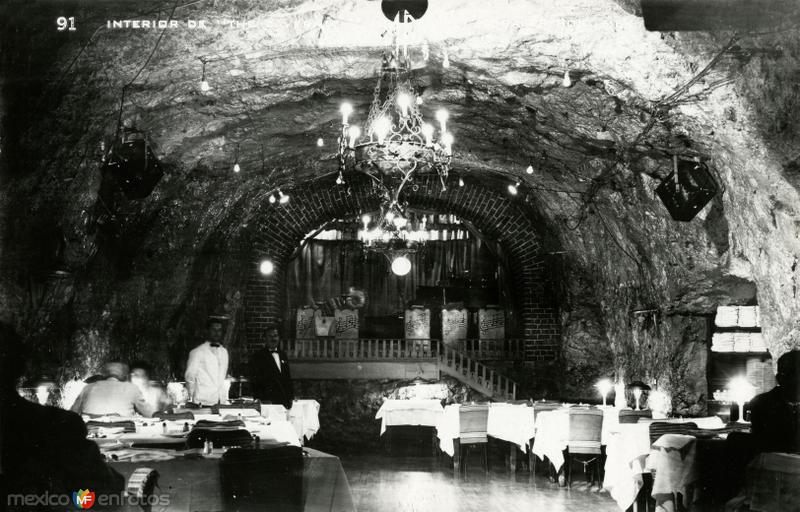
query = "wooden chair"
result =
(455, 404, 490, 477)
(619, 408, 653, 424)
(565, 407, 604, 487)
(648, 421, 698, 446)
(641, 422, 699, 512)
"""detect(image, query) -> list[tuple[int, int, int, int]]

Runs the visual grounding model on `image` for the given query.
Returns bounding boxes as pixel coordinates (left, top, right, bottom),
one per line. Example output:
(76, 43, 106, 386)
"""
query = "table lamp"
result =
(626, 380, 651, 410)
(729, 376, 756, 423)
(595, 378, 613, 406)
(34, 376, 55, 406)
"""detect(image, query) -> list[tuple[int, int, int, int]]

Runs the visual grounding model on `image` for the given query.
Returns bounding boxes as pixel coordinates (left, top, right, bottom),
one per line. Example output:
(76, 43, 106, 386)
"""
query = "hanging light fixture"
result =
(391, 255, 412, 276)
(199, 58, 211, 92)
(335, 13, 453, 220)
(335, 10, 454, 274)
(232, 143, 241, 173)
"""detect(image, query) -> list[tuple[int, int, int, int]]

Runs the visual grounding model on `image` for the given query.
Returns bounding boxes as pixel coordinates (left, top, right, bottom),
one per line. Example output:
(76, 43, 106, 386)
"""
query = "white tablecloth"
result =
(531, 406, 618, 472)
(375, 399, 444, 435)
(259, 400, 321, 442)
(436, 403, 536, 456)
(649, 434, 699, 508)
(604, 423, 652, 511)
(603, 416, 726, 511)
(86, 415, 301, 449)
(290, 399, 321, 441)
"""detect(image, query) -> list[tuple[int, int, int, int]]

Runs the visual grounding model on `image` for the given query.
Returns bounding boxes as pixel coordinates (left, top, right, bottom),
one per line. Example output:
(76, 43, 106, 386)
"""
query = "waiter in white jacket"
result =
(185, 318, 229, 405)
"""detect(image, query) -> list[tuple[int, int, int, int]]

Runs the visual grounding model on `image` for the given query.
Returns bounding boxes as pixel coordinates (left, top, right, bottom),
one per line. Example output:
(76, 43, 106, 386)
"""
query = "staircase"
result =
(438, 345, 517, 400)
(282, 338, 519, 400)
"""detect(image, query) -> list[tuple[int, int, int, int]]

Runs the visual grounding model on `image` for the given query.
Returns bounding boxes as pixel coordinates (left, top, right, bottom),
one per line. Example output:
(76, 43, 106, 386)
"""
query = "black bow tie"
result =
(269, 348, 279, 353)
(210, 343, 221, 347)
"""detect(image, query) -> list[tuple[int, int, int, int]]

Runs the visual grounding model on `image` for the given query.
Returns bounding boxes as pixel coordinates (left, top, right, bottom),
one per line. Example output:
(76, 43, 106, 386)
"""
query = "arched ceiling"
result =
(1, 0, 799, 360)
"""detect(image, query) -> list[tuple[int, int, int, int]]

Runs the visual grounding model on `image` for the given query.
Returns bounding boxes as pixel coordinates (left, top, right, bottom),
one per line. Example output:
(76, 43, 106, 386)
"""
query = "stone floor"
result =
(338, 452, 622, 512)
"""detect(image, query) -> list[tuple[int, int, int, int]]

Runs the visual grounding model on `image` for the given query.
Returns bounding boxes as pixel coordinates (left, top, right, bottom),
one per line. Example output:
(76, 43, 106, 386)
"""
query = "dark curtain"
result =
(285, 236, 505, 319)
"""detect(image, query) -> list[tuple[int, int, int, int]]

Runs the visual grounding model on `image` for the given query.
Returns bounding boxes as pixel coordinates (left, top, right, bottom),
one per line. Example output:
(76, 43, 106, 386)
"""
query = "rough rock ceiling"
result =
(1, 0, 799, 366)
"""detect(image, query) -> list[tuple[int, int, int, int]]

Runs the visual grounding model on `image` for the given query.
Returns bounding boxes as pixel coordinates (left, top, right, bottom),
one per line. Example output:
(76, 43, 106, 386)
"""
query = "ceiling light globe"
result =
(200, 80, 211, 92)
(508, 184, 518, 195)
(526, 165, 534, 175)
(391, 256, 412, 276)
(259, 260, 274, 276)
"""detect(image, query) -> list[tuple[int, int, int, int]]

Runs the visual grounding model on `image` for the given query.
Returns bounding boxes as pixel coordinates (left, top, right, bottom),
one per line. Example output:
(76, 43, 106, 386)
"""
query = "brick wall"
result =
(243, 173, 560, 361)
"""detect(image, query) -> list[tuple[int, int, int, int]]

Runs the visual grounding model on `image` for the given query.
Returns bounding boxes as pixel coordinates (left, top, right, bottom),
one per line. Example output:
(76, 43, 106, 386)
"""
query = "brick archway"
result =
(244, 174, 559, 360)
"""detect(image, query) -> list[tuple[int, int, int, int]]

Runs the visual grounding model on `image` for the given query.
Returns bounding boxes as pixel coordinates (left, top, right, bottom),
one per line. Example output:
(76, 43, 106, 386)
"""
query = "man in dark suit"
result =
(250, 325, 294, 409)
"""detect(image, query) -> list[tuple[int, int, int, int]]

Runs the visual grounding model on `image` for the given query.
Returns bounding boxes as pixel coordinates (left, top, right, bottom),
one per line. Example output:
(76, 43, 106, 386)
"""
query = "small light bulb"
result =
(508, 183, 519, 195)
(458, 177, 465, 187)
(562, 70, 572, 88)
(441, 132, 454, 155)
(340, 102, 353, 124)
(526, 164, 534, 175)
(336, 173, 345, 185)
(200, 80, 211, 92)
(416, 96, 423, 106)
(436, 109, 449, 135)
(269, 194, 276, 204)
(316, 137, 324, 147)
(361, 214, 371, 227)
(373, 117, 391, 144)
(397, 93, 411, 116)
(421, 123, 434, 146)
(280, 192, 290, 204)
(348, 126, 361, 147)
(233, 163, 240, 173)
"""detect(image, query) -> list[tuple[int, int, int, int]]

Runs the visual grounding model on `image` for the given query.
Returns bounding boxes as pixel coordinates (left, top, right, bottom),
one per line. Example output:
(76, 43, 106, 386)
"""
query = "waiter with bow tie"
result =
(250, 324, 294, 409)
(185, 317, 229, 405)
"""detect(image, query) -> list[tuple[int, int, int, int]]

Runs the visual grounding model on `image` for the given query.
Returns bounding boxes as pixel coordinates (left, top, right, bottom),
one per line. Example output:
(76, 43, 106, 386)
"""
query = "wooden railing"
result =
(280, 338, 519, 400)
(283, 338, 437, 360)
(280, 338, 525, 361)
(438, 345, 517, 400)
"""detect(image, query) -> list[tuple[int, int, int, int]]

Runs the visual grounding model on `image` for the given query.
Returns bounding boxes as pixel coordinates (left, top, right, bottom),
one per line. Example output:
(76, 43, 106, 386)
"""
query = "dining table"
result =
(85, 412, 352, 512)
(86, 413, 303, 451)
(374, 399, 445, 454)
(602, 416, 728, 511)
(106, 447, 355, 512)
(530, 405, 618, 473)
(436, 402, 537, 474)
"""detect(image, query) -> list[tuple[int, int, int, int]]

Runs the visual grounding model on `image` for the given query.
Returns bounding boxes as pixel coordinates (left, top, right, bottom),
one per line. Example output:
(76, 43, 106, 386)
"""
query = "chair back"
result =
(648, 421, 698, 446)
(568, 408, 603, 454)
(459, 404, 489, 445)
(618, 409, 652, 424)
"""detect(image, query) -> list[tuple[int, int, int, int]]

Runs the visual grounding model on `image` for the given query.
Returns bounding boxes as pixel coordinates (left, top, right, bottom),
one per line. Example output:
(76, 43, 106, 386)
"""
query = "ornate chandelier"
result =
(336, 32, 454, 216)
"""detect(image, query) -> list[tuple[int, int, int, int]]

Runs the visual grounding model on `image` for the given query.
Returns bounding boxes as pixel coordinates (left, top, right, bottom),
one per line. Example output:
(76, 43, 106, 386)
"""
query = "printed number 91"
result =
(56, 17, 76, 31)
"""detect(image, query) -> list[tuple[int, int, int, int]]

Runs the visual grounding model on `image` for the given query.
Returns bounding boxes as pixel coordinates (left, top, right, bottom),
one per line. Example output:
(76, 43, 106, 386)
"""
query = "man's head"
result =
(103, 362, 129, 381)
(207, 318, 225, 345)
(776, 350, 800, 399)
(265, 324, 280, 351)
(130, 361, 152, 389)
